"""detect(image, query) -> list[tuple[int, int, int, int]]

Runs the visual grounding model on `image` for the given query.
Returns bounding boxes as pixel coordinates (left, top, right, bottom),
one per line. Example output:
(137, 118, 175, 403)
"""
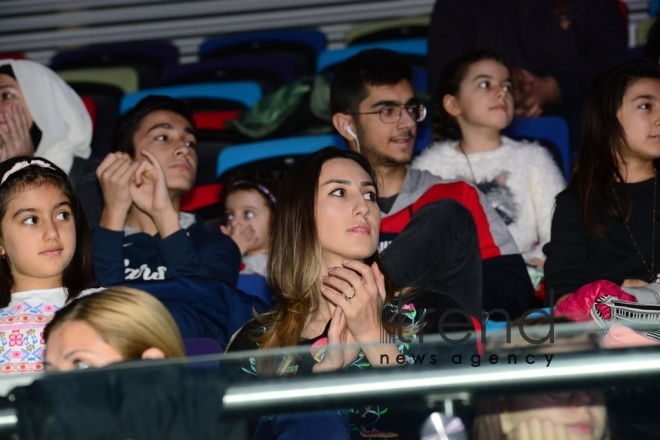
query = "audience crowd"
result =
(2, 0, 660, 438)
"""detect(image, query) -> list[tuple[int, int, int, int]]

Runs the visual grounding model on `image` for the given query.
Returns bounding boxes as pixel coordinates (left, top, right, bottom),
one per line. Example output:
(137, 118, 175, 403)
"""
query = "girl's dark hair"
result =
(644, 18, 660, 62)
(571, 58, 660, 236)
(221, 176, 278, 226)
(433, 50, 510, 141)
(0, 156, 94, 307)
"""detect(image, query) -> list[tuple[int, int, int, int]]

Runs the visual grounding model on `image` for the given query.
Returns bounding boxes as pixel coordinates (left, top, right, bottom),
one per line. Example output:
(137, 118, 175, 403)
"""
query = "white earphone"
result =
(345, 124, 361, 153)
(346, 124, 357, 140)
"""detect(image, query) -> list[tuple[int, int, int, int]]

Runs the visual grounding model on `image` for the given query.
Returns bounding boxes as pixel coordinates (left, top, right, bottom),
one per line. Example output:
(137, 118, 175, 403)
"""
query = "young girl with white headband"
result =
(0, 156, 94, 374)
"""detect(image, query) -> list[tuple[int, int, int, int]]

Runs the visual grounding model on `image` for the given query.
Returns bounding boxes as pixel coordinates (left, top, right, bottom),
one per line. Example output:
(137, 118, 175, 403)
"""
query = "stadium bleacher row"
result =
(1, 25, 582, 214)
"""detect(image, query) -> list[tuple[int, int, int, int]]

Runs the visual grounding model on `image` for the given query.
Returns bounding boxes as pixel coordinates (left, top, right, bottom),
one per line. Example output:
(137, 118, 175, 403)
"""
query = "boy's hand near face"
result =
(130, 149, 180, 238)
(97, 152, 141, 231)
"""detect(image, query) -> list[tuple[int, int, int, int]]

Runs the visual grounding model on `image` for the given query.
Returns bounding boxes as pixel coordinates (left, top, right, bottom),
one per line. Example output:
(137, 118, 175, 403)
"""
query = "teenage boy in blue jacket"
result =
(93, 96, 240, 286)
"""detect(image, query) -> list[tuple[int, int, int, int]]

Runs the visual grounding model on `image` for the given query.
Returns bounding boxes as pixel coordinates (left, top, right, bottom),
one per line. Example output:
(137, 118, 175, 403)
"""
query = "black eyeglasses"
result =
(346, 103, 427, 124)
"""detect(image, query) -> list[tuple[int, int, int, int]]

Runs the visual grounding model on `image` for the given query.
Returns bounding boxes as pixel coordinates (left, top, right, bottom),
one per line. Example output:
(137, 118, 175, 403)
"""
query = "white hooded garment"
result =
(0, 59, 92, 174)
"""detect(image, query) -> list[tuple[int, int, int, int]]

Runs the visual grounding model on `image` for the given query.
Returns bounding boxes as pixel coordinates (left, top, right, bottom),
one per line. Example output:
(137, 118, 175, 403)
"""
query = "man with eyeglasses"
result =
(331, 49, 534, 320)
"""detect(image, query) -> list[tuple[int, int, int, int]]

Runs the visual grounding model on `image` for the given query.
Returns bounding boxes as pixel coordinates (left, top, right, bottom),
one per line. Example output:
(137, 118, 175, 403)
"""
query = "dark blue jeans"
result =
(380, 200, 483, 317)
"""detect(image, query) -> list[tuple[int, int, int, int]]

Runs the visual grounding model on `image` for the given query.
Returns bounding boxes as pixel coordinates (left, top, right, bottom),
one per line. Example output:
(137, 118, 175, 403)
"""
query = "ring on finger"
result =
(344, 285, 357, 300)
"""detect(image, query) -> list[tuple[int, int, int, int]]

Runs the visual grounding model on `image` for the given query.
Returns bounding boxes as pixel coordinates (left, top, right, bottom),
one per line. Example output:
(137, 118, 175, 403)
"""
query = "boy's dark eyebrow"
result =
(147, 123, 196, 136)
(12, 200, 72, 218)
(370, 98, 420, 109)
(146, 123, 173, 133)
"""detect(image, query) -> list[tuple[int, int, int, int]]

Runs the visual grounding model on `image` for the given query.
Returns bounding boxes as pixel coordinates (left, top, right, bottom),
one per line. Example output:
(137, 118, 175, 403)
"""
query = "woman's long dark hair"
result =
(571, 58, 660, 236)
(251, 147, 411, 375)
(0, 156, 94, 307)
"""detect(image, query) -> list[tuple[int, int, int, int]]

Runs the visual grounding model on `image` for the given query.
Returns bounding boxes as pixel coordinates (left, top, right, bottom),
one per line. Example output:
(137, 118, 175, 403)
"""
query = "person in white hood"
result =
(0, 59, 102, 226)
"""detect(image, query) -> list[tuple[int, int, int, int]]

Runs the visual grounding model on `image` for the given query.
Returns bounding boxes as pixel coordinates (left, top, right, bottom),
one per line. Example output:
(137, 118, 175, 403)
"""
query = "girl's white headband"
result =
(0, 160, 55, 185)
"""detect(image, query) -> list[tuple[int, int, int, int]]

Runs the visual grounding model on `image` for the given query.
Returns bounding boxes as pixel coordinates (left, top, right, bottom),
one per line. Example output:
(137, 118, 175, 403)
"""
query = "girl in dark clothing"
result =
(545, 59, 660, 303)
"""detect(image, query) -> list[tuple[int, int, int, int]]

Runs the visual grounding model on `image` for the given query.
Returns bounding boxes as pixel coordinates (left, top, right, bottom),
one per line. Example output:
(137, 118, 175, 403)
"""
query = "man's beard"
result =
(367, 147, 411, 167)
(358, 130, 415, 167)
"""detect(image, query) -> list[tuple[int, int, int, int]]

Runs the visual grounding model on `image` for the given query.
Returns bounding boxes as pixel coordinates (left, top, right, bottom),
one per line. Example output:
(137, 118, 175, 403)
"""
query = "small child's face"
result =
(224, 189, 271, 255)
(446, 59, 514, 134)
(0, 184, 76, 292)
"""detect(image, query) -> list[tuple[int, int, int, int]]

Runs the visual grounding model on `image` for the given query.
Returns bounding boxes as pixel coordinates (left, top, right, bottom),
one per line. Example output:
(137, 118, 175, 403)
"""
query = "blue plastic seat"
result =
(414, 125, 433, 155)
(237, 274, 272, 307)
(119, 82, 262, 114)
(216, 134, 346, 179)
(317, 39, 427, 74)
(502, 116, 571, 180)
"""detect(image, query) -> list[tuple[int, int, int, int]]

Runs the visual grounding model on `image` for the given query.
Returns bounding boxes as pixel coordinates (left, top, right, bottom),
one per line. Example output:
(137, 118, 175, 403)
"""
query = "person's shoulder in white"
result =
(411, 139, 459, 176)
(5, 287, 68, 309)
(500, 136, 566, 187)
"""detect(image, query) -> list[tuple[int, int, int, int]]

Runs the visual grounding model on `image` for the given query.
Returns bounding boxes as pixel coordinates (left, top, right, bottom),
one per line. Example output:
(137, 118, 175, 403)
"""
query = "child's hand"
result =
(97, 152, 141, 230)
(0, 104, 34, 160)
(621, 278, 648, 288)
(220, 223, 259, 255)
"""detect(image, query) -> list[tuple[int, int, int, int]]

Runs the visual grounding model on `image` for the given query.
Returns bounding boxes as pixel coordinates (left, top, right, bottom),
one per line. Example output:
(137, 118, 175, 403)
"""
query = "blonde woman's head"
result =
(44, 286, 185, 372)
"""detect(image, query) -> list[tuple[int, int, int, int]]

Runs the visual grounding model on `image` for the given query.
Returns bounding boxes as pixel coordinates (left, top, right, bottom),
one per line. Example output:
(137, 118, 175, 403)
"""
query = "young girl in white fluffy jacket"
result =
(412, 50, 565, 270)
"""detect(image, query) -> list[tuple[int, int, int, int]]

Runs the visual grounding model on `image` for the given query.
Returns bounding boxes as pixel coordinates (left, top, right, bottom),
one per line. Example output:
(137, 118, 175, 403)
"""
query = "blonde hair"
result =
(45, 286, 185, 359)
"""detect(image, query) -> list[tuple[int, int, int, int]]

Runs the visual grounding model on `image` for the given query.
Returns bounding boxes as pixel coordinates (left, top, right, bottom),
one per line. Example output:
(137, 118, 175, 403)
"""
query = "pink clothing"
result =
(0, 288, 67, 374)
